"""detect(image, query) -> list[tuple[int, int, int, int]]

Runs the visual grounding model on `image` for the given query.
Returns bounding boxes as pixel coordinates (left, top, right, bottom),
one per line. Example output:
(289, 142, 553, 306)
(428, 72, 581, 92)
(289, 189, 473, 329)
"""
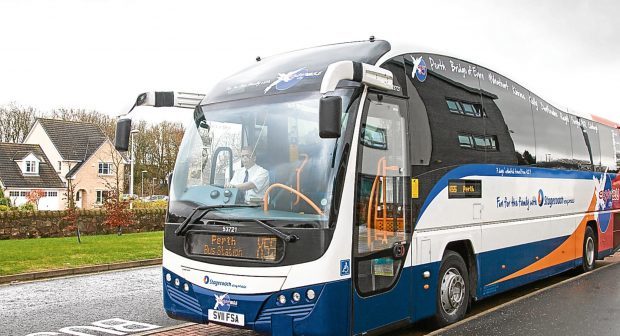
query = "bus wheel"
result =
(435, 251, 469, 327)
(580, 226, 597, 273)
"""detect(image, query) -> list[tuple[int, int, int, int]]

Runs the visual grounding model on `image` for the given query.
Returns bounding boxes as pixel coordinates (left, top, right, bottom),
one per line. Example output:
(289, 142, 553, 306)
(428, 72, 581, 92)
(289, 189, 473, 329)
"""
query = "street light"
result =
(129, 130, 139, 209)
(141, 170, 147, 198)
(152, 177, 157, 196)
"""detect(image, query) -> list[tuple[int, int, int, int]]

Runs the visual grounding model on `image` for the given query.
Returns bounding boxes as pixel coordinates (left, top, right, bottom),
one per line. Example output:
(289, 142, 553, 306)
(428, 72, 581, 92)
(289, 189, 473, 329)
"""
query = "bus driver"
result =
(225, 147, 270, 203)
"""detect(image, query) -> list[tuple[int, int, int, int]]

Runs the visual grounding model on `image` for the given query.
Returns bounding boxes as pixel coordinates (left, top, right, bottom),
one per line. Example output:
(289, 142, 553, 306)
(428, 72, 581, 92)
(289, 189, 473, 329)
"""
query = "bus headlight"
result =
(174, 278, 180, 287)
(292, 292, 301, 302)
(183, 283, 190, 292)
(306, 289, 316, 300)
(165, 273, 172, 282)
(277, 295, 287, 305)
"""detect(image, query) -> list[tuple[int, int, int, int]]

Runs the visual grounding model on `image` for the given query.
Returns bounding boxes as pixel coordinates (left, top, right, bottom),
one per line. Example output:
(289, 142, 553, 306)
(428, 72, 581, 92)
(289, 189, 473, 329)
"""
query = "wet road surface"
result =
(434, 261, 620, 336)
(0, 266, 182, 335)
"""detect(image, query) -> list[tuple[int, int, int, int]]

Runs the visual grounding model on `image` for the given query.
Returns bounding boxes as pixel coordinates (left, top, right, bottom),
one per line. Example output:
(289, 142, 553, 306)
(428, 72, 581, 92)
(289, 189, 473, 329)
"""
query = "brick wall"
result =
(0, 209, 165, 239)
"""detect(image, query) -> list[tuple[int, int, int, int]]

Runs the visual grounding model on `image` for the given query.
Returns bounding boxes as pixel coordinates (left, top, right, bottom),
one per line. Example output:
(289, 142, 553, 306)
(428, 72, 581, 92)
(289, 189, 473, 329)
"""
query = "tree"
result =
(62, 164, 81, 243)
(0, 102, 38, 143)
(26, 189, 45, 210)
(98, 143, 134, 235)
(47, 108, 116, 141)
(131, 120, 184, 195)
(103, 188, 135, 235)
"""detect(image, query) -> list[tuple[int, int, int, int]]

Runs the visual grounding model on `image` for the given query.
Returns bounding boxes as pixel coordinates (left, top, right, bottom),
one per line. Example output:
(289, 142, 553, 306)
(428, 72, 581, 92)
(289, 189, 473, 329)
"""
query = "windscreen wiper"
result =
(175, 204, 259, 236)
(253, 219, 299, 243)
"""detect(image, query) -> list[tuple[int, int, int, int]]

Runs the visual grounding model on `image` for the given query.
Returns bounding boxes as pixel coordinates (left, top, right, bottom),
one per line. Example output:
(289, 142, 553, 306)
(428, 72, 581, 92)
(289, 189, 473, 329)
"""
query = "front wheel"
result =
(580, 226, 597, 273)
(434, 251, 469, 327)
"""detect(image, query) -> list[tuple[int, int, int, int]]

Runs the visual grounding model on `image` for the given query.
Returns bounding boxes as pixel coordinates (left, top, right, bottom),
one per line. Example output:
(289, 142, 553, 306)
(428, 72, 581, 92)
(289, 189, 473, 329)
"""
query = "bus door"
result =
(352, 93, 412, 334)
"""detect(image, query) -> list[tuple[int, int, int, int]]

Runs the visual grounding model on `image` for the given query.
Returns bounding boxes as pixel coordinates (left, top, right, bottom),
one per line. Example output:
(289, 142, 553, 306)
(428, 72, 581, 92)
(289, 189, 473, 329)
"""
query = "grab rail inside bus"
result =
(263, 183, 323, 215)
(294, 154, 309, 206)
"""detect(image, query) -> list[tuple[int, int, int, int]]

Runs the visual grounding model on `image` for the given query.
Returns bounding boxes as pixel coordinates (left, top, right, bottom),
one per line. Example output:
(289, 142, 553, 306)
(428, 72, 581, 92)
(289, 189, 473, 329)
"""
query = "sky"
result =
(1, 0, 619, 124)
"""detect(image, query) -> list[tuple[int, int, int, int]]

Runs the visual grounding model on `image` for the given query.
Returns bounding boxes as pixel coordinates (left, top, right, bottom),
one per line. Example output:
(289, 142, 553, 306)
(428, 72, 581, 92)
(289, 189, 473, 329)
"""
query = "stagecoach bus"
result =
(115, 38, 620, 335)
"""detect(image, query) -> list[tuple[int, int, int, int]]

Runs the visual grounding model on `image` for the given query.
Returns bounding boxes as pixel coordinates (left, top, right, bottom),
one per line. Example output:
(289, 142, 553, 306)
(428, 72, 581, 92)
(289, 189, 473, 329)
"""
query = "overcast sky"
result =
(1, 0, 618, 123)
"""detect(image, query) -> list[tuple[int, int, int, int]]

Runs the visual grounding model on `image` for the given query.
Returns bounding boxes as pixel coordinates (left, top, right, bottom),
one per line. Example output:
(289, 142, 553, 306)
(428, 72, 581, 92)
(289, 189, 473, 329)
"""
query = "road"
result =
(1, 256, 615, 336)
(0, 266, 181, 336)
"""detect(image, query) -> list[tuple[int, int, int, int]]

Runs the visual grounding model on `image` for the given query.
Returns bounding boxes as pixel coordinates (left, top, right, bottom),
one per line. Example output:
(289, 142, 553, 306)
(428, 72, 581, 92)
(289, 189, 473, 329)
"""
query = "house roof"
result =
(37, 118, 108, 162)
(0, 143, 65, 189)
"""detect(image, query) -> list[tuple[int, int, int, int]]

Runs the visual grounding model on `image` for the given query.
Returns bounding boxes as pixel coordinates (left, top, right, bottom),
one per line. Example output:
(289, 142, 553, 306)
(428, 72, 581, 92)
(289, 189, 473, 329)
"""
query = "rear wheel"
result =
(434, 251, 469, 327)
(580, 226, 597, 273)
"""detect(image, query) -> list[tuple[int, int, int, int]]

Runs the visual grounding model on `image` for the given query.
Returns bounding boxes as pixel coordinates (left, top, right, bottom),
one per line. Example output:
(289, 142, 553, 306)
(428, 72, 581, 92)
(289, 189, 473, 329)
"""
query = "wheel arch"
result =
(444, 240, 478, 301)
(586, 219, 599, 259)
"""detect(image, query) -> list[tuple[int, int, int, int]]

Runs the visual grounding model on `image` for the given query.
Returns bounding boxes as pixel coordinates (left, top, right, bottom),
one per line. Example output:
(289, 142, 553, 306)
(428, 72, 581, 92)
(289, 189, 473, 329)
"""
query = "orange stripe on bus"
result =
(487, 194, 597, 286)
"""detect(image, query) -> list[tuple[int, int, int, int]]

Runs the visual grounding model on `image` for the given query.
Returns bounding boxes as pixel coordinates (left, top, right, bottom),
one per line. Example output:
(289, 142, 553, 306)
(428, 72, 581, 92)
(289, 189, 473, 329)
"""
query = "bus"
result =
(115, 38, 620, 335)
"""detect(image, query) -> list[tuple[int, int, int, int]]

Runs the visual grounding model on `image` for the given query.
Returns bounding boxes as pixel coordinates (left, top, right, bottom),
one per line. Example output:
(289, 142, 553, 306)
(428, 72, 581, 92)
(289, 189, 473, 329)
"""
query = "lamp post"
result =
(141, 170, 147, 198)
(152, 177, 157, 196)
(129, 130, 139, 209)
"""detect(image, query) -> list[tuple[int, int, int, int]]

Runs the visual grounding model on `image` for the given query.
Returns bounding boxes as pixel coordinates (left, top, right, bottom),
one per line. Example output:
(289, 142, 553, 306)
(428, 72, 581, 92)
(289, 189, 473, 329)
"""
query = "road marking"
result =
(25, 318, 161, 336)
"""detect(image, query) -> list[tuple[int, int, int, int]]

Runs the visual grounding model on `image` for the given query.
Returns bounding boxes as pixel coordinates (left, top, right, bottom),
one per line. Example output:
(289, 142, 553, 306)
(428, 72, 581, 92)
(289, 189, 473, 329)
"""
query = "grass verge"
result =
(0, 231, 163, 276)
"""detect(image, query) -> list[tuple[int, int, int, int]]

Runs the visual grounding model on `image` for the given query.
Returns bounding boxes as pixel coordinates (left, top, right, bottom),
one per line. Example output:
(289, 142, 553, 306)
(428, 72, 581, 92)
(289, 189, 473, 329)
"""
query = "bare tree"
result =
(0, 102, 38, 143)
(97, 143, 132, 235)
(46, 108, 116, 141)
(62, 163, 81, 243)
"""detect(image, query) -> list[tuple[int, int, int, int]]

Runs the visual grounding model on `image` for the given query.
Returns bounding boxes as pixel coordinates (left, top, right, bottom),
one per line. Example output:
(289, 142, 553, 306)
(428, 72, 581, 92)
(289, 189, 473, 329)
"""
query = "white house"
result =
(0, 143, 66, 210)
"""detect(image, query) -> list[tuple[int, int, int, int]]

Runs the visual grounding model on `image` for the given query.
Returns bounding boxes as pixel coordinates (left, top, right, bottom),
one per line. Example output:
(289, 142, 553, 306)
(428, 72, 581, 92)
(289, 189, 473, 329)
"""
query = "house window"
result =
(9, 191, 19, 197)
(98, 162, 112, 175)
(25, 161, 38, 173)
(458, 133, 499, 151)
(58, 161, 62, 172)
(43, 191, 58, 197)
(446, 99, 482, 117)
(96, 190, 110, 204)
(20, 191, 28, 197)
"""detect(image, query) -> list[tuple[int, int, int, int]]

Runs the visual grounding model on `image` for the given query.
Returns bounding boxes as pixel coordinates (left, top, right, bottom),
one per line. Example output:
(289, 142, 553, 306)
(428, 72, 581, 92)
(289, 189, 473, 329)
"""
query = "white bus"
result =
(115, 38, 620, 335)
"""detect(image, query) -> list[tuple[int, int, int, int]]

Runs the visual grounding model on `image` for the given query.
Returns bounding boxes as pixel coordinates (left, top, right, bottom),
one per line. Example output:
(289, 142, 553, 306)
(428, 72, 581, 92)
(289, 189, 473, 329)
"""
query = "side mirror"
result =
(114, 118, 132, 151)
(319, 96, 342, 138)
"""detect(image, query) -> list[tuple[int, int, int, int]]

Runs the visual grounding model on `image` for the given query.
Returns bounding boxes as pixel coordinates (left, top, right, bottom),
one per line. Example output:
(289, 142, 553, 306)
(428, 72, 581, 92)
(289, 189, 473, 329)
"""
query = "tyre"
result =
(434, 251, 469, 327)
(580, 226, 597, 273)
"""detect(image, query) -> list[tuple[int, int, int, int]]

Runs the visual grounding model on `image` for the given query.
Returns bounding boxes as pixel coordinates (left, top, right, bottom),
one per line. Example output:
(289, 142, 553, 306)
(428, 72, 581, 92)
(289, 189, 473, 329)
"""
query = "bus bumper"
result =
(162, 267, 350, 335)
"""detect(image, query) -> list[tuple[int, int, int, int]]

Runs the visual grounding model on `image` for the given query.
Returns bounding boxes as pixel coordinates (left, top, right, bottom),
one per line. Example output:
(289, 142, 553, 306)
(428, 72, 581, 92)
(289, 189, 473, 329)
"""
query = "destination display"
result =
(448, 179, 482, 199)
(187, 233, 281, 261)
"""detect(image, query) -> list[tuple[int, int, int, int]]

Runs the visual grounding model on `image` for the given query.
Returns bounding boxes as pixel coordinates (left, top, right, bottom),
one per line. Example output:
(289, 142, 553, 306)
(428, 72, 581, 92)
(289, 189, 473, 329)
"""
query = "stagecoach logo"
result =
(593, 172, 617, 233)
(264, 67, 322, 93)
(204, 275, 248, 289)
(537, 189, 544, 207)
(411, 56, 428, 82)
(213, 293, 238, 311)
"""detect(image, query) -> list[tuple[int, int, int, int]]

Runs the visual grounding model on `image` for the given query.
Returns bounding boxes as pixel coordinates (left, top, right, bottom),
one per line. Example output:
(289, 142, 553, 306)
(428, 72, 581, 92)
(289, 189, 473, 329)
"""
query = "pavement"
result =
(0, 258, 162, 284)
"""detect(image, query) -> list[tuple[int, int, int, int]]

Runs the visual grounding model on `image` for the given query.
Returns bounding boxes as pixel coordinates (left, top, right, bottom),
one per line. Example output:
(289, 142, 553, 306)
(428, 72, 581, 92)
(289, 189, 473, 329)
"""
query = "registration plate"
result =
(208, 309, 245, 326)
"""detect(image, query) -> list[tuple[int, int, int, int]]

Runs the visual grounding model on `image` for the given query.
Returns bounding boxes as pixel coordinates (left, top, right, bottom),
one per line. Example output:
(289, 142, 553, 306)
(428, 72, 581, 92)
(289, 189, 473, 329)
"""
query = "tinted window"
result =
(477, 68, 536, 165)
(599, 125, 618, 172)
(614, 129, 620, 169)
(569, 115, 592, 166)
(531, 98, 572, 166)
(585, 122, 601, 167)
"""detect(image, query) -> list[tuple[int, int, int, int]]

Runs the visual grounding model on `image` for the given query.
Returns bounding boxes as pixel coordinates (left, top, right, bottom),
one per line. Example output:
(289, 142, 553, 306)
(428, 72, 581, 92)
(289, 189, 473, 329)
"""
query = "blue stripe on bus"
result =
(418, 164, 602, 220)
(475, 235, 570, 297)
